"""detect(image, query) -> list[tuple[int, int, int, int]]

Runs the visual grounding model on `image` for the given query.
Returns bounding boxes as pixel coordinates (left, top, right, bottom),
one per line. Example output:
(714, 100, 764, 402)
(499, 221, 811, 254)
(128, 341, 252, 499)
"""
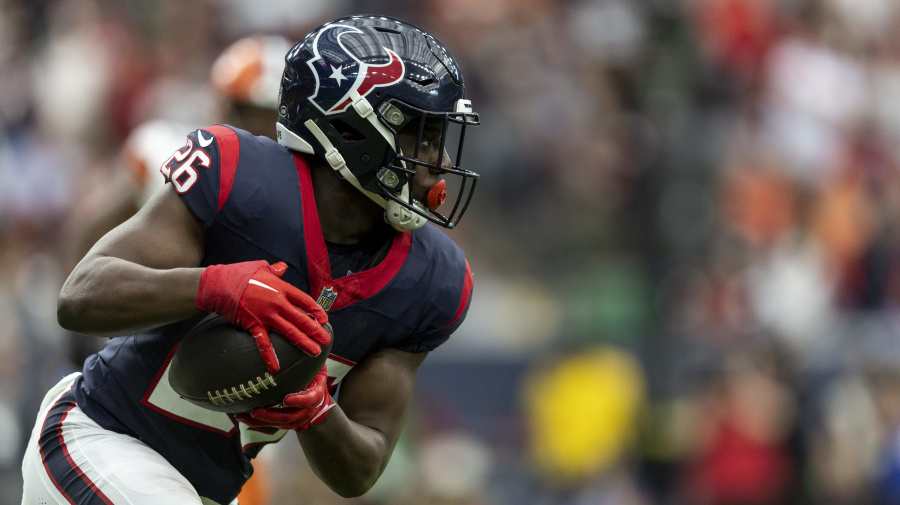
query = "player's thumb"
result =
(283, 390, 321, 408)
(269, 261, 288, 277)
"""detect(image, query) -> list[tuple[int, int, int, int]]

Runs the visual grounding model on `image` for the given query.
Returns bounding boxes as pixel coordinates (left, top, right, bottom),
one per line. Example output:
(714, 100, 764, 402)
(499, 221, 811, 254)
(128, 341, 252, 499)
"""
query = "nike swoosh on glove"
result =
(235, 365, 334, 432)
(196, 260, 331, 372)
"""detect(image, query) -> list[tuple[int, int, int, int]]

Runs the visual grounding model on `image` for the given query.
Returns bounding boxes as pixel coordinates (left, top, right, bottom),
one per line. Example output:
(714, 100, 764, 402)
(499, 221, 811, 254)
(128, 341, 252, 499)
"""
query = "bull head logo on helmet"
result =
(305, 25, 405, 115)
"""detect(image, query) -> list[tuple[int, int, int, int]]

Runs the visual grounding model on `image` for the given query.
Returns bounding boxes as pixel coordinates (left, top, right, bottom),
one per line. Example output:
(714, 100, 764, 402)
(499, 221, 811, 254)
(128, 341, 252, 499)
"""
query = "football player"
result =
(22, 15, 479, 505)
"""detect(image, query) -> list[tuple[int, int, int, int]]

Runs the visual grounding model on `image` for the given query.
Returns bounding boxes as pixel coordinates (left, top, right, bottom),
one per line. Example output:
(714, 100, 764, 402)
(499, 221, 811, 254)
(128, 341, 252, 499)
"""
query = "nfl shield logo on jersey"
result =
(317, 286, 339, 311)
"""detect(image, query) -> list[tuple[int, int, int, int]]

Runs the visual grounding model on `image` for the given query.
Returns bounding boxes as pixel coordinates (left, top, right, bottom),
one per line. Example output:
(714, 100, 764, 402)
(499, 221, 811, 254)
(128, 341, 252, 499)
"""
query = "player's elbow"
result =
(57, 287, 86, 333)
(325, 454, 385, 498)
(57, 267, 101, 334)
(57, 256, 113, 335)
(330, 474, 380, 498)
(334, 487, 371, 499)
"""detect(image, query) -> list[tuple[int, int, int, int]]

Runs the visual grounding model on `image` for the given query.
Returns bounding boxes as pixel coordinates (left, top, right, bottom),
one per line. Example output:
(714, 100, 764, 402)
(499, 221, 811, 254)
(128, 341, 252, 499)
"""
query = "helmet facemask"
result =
(376, 99, 480, 230)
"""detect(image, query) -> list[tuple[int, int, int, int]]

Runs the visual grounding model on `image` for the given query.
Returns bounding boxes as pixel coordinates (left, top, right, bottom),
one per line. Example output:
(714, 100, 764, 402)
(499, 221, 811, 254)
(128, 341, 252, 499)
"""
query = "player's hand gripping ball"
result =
(168, 314, 333, 414)
(235, 365, 334, 432)
(195, 260, 332, 373)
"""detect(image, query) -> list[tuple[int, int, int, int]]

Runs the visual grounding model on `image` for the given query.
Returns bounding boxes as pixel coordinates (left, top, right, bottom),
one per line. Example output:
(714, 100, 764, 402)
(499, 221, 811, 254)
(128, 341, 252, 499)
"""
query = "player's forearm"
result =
(297, 405, 393, 498)
(58, 255, 204, 337)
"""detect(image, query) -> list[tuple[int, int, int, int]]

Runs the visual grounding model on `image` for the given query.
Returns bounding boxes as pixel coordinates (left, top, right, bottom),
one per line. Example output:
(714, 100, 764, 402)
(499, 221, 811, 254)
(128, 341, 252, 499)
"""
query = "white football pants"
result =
(21, 373, 238, 505)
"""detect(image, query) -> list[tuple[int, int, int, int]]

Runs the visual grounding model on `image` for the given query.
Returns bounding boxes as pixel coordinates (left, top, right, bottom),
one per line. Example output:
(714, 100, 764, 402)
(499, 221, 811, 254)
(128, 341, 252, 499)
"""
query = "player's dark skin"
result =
(57, 123, 452, 497)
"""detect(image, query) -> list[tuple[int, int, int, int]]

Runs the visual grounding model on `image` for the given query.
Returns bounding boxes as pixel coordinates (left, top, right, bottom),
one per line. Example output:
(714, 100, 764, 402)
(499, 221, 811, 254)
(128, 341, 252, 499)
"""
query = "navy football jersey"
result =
(72, 125, 474, 503)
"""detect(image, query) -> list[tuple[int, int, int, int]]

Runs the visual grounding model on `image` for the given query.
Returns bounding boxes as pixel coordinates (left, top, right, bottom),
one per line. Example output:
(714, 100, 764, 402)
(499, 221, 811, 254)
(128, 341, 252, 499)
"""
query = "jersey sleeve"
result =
(393, 259, 474, 353)
(161, 125, 240, 229)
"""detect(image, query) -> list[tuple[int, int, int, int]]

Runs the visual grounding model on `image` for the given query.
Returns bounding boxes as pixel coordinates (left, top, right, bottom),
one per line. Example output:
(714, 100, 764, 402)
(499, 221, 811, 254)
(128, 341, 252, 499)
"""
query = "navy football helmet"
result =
(276, 15, 480, 231)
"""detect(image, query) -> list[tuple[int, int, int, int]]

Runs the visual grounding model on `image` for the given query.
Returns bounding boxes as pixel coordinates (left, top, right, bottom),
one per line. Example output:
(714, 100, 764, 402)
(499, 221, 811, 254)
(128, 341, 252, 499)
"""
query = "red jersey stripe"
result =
(444, 259, 473, 330)
(205, 125, 240, 214)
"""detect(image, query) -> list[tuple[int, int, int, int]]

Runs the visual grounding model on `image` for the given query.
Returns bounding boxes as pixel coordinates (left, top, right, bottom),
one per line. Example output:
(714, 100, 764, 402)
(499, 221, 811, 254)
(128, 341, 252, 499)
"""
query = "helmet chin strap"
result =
(300, 114, 427, 232)
(385, 184, 428, 232)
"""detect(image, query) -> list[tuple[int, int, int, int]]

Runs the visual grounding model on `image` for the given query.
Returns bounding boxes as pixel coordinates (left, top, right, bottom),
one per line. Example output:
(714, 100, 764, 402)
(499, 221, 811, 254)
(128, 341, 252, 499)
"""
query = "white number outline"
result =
(158, 136, 212, 194)
(159, 137, 193, 179)
(171, 150, 211, 194)
(141, 344, 237, 435)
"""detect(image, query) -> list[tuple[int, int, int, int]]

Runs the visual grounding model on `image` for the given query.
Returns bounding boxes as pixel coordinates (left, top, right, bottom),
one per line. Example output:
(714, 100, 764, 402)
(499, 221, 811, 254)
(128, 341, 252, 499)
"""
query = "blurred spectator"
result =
(677, 350, 797, 505)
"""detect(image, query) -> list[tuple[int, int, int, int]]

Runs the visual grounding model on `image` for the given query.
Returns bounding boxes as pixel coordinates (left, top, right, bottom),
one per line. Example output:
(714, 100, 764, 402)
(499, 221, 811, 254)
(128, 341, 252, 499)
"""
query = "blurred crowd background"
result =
(3, 0, 900, 503)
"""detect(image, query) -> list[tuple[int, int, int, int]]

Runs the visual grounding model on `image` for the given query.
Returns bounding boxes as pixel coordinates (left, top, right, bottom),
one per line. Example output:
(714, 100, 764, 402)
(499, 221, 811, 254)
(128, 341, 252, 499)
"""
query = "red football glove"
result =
(235, 365, 334, 432)
(196, 260, 331, 372)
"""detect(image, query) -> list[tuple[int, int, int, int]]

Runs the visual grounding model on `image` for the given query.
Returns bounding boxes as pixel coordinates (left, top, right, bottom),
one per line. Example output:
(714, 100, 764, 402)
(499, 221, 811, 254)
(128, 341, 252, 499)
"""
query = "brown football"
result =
(168, 314, 332, 414)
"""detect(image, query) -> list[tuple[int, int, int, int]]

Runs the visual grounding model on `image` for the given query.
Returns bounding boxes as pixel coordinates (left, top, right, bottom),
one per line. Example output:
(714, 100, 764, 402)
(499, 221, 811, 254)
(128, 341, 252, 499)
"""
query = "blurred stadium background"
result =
(4, 0, 900, 503)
